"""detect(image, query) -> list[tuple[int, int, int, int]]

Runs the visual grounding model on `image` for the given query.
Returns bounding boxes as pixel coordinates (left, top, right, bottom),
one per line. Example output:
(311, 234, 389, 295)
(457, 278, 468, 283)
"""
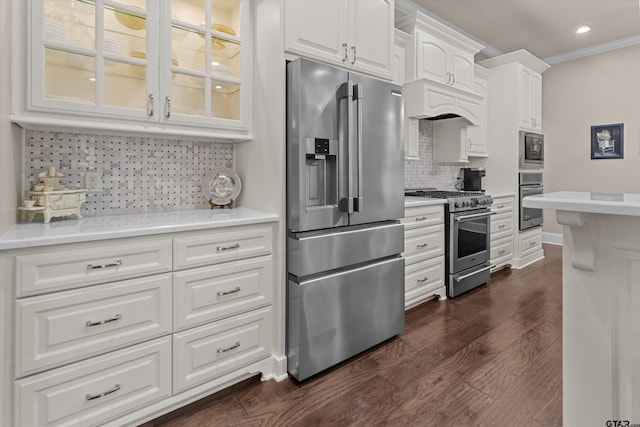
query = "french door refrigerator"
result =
(286, 58, 405, 381)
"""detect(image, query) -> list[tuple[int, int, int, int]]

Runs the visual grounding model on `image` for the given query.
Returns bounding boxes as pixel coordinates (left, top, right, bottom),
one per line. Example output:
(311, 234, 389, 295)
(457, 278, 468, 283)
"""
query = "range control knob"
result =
(455, 200, 464, 208)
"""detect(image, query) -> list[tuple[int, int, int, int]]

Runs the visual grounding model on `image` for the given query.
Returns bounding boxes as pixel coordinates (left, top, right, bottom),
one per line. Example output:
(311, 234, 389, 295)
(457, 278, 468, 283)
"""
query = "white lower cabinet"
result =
(173, 306, 273, 393)
(490, 195, 515, 271)
(16, 273, 173, 377)
(4, 222, 276, 426)
(403, 203, 446, 308)
(15, 337, 172, 427)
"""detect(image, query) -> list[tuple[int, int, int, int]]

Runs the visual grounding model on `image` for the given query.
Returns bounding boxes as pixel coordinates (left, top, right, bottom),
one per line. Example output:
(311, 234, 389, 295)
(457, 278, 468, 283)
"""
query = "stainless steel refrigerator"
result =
(286, 58, 405, 381)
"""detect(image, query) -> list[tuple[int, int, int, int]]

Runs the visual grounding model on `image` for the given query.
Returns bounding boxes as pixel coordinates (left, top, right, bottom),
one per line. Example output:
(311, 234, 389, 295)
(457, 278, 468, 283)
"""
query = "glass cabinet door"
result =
(40, 0, 157, 119)
(22, 0, 250, 138)
(164, 0, 243, 123)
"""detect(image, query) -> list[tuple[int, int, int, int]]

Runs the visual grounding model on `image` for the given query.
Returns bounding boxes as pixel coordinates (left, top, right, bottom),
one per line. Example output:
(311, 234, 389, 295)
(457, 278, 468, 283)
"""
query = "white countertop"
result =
(523, 191, 640, 216)
(0, 207, 279, 250)
(404, 196, 447, 207)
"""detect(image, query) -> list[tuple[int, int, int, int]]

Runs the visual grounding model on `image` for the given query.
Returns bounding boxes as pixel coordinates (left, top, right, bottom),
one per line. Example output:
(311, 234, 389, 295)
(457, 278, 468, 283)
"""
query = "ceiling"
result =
(398, 0, 640, 63)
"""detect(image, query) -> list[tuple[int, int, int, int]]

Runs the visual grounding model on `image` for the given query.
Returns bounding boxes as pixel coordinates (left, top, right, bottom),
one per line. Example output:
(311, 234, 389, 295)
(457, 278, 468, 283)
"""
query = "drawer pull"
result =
(86, 314, 121, 327)
(530, 241, 538, 247)
(217, 341, 240, 354)
(417, 276, 429, 283)
(217, 286, 241, 296)
(417, 243, 429, 249)
(499, 249, 506, 255)
(86, 383, 121, 401)
(87, 260, 122, 270)
(415, 216, 427, 221)
(216, 243, 240, 252)
(498, 225, 506, 229)
(497, 205, 505, 209)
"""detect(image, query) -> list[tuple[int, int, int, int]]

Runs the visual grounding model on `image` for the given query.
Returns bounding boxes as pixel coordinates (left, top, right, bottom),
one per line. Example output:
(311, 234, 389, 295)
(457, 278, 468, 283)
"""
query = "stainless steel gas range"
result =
(405, 190, 494, 298)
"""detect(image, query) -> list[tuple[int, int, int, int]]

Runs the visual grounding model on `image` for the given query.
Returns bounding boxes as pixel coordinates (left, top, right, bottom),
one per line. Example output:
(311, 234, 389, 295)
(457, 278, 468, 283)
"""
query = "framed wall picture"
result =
(591, 123, 624, 159)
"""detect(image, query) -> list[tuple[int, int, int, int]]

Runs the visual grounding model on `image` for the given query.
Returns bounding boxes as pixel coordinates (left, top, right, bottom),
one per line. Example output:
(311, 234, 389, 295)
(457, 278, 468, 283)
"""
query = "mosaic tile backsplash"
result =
(404, 119, 465, 191)
(24, 130, 233, 216)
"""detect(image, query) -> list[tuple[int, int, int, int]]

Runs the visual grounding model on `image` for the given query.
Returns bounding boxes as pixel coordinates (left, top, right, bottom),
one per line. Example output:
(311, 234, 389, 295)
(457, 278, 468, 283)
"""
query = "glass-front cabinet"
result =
(13, 0, 251, 141)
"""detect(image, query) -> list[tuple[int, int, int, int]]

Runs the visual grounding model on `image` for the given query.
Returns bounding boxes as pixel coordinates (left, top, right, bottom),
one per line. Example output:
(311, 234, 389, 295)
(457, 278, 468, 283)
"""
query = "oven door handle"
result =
(455, 265, 493, 282)
(454, 211, 495, 221)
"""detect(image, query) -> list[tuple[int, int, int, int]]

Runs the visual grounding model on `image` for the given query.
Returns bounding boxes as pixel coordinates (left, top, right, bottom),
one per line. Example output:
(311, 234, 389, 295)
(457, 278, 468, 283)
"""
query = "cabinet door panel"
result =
(348, 0, 392, 78)
(284, 0, 346, 64)
(448, 44, 474, 92)
(416, 31, 448, 84)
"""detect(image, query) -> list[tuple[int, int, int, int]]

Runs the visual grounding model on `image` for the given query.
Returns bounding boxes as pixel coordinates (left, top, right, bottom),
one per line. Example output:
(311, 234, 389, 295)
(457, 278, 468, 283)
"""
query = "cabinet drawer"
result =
(403, 223, 444, 264)
(491, 238, 513, 263)
(521, 232, 543, 258)
(16, 239, 172, 297)
(173, 307, 272, 393)
(402, 204, 444, 230)
(15, 337, 171, 427)
(174, 256, 273, 331)
(173, 226, 272, 271)
(405, 255, 445, 301)
(491, 211, 514, 241)
(491, 196, 514, 214)
(16, 274, 172, 377)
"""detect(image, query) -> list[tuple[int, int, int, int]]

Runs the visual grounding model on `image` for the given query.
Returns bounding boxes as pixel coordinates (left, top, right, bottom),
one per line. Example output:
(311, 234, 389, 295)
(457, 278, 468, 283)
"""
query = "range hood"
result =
(403, 78, 482, 125)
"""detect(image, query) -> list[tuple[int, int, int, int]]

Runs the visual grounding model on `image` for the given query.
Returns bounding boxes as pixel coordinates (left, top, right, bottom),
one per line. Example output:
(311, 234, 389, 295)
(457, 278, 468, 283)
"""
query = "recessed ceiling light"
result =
(576, 26, 591, 34)
(215, 85, 223, 89)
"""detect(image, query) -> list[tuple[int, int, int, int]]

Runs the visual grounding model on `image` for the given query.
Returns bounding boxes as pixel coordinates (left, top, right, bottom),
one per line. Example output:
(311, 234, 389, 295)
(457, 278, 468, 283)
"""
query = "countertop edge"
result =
(523, 192, 640, 217)
(0, 208, 279, 251)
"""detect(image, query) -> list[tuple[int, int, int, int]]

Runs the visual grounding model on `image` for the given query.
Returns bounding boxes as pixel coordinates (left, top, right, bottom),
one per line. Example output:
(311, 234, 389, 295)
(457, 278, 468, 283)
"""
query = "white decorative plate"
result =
(202, 169, 241, 205)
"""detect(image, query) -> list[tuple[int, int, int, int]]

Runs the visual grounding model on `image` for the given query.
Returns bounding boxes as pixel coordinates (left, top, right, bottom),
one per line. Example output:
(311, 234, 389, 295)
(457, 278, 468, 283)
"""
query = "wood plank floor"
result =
(144, 244, 562, 427)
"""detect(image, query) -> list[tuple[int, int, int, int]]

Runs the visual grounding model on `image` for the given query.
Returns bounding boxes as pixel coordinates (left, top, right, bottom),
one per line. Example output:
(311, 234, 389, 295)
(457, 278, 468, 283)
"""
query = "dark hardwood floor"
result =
(145, 244, 562, 427)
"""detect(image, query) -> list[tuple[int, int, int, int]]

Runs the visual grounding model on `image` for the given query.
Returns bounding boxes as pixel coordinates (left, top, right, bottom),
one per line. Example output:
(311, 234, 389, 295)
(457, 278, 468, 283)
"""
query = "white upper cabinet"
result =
(466, 65, 492, 157)
(416, 31, 475, 93)
(518, 65, 543, 132)
(396, 11, 483, 93)
(12, 0, 252, 141)
(392, 29, 411, 86)
(284, 0, 394, 80)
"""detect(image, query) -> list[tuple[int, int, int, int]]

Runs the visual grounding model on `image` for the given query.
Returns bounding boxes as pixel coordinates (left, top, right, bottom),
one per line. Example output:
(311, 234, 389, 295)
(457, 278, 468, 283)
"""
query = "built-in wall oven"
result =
(519, 171, 543, 230)
(405, 190, 494, 298)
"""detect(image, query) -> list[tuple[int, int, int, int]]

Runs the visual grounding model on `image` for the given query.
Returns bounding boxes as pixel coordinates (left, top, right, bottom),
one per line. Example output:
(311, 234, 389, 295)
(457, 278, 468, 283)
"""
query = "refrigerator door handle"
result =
(338, 80, 355, 213)
(353, 83, 364, 212)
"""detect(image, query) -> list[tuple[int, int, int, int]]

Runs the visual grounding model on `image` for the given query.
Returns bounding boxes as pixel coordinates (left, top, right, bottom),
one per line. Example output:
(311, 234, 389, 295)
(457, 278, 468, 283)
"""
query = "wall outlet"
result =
(85, 171, 102, 191)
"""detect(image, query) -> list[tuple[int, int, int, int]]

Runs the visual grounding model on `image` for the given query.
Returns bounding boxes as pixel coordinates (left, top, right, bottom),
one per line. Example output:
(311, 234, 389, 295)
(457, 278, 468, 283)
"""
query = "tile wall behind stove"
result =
(404, 119, 464, 191)
(24, 130, 233, 216)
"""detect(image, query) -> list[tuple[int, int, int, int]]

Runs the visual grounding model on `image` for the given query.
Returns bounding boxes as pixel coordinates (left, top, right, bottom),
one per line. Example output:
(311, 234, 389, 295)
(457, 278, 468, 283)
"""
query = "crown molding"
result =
(543, 35, 640, 64)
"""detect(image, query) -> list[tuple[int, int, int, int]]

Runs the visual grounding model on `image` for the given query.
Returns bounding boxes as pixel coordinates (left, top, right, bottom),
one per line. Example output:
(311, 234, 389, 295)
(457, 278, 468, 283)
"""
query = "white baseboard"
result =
(542, 232, 563, 246)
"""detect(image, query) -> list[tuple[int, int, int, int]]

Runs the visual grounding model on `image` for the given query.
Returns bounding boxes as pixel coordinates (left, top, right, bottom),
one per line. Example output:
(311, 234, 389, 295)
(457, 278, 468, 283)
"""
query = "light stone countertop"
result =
(404, 196, 447, 207)
(0, 207, 279, 250)
(523, 191, 640, 216)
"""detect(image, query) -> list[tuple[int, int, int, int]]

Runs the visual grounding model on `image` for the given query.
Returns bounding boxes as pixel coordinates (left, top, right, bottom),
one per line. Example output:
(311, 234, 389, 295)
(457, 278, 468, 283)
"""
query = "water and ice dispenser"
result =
(305, 137, 338, 209)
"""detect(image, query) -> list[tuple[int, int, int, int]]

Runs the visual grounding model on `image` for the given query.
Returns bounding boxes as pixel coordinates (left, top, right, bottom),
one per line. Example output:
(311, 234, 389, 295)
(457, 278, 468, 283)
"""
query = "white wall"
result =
(0, 1, 22, 233)
(542, 44, 640, 234)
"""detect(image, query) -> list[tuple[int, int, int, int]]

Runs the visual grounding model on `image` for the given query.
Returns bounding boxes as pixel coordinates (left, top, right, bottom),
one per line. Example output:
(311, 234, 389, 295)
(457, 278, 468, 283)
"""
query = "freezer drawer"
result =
(287, 257, 404, 381)
(288, 221, 403, 277)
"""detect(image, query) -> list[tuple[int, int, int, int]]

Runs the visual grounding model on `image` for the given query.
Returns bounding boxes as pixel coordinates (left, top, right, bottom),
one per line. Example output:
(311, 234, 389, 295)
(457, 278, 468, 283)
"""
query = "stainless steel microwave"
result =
(519, 131, 544, 169)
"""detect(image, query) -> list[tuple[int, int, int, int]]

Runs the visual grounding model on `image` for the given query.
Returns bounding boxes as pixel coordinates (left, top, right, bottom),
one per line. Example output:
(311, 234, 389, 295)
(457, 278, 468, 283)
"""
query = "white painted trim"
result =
(544, 35, 640, 64)
(542, 232, 563, 246)
(395, 0, 502, 58)
(396, 0, 640, 64)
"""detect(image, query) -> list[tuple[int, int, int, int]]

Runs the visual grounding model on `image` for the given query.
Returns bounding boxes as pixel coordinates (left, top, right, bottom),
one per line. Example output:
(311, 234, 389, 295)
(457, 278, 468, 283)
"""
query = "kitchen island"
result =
(523, 191, 640, 426)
